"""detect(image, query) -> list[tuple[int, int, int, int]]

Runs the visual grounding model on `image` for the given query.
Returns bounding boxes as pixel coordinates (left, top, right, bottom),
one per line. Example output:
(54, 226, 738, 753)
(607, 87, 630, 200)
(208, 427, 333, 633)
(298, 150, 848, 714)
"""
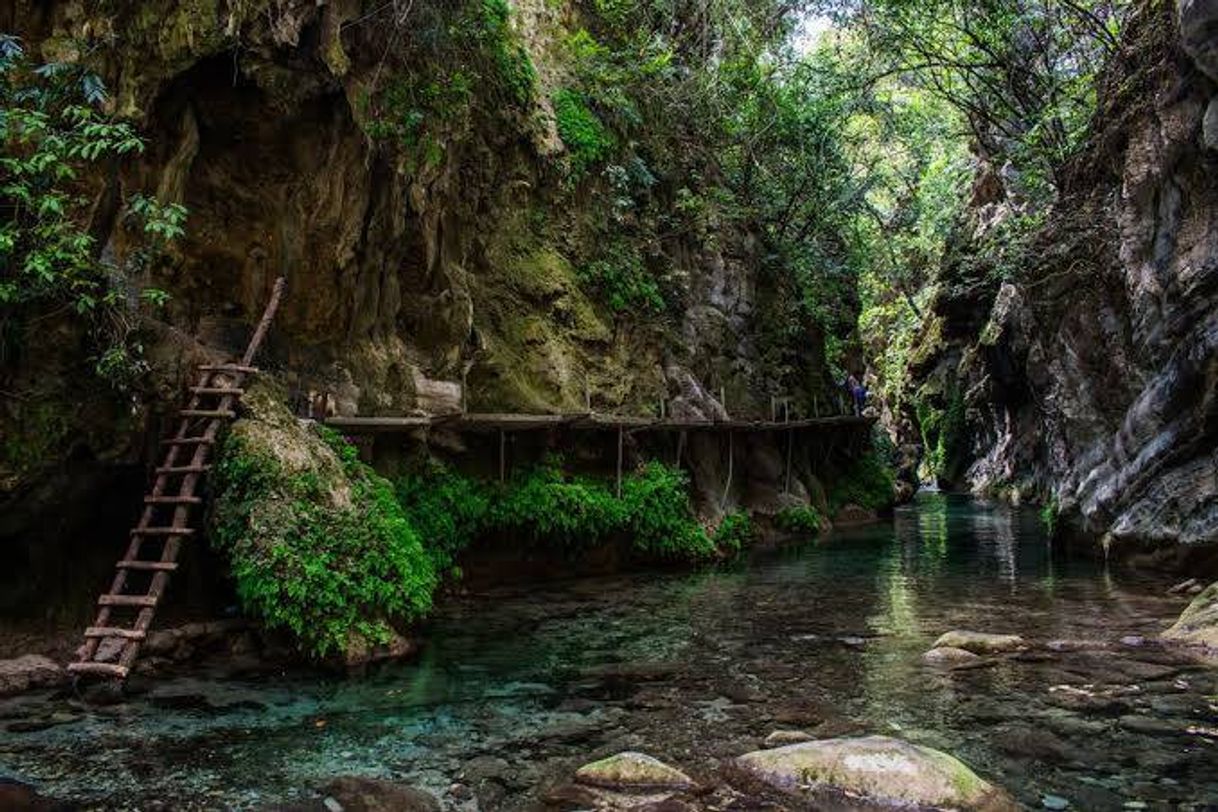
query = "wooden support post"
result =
(585, 378, 592, 413)
(770, 396, 776, 422)
(499, 429, 506, 484)
(616, 426, 624, 498)
(720, 387, 728, 418)
(721, 431, 734, 508)
(675, 430, 686, 467)
(813, 395, 820, 418)
(784, 428, 793, 494)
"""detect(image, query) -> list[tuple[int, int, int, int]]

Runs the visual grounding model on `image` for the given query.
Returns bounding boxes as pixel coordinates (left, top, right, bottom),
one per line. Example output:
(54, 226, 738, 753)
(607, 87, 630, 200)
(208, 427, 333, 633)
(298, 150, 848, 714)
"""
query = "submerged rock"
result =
(317, 777, 440, 812)
(0, 655, 66, 696)
(1162, 581, 1218, 651)
(732, 735, 1014, 810)
(922, 646, 983, 666)
(574, 752, 696, 791)
(932, 630, 1025, 654)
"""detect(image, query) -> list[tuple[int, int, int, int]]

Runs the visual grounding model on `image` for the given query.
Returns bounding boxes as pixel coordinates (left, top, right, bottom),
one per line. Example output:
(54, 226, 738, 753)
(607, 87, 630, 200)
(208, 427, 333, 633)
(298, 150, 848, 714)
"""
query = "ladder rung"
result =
(155, 465, 210, 475)
(179, 409, 236, 419)
(98, 595, 158, 608)
(189, 386, 245, 396)
(199, 364, 258, 374)
(116, 560, 179, 572)
(144, 495, 202, 505)
(84, 627, 146, 640)
(161, 436, 215, 446)
(67, 662, 130, 678)
(131, 527, 195, 537)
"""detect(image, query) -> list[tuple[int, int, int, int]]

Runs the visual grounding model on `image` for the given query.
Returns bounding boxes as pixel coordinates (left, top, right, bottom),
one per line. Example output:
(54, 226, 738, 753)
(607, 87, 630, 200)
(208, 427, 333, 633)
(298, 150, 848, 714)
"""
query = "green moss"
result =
(553, 88, 615, 173)
(775, 505, 823, 535)
(829, 451, 895, 513)
(211, 424, 437, 658)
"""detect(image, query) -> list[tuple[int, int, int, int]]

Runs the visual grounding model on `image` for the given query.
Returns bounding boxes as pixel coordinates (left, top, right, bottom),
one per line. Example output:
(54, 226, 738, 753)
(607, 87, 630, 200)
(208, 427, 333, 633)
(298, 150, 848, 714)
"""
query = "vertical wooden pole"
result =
(585, 377, 592, 413)
(499, 429, 506, 484)
(720, 387, 728, 418)
(675, 429, 686, 467)
(616, 426, 624, 498)
(721, 431, 734, 508)
(770, 396, 776, 422)
(784, 428, 793, 494)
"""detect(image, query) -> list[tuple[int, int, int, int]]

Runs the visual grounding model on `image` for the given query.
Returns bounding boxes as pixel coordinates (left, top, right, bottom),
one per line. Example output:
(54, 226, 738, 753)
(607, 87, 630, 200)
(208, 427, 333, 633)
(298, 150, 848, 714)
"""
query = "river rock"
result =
(0, 655, 67, 696)
(764, 729, 815, 747)
(922, 646, 982, 666)
(574, 752, 696, 791)
(318, 777, 440, 812)
(731, 735, 1014, 810)
(1161, 581, 1218, 651)
(933, 630, 1025, 654)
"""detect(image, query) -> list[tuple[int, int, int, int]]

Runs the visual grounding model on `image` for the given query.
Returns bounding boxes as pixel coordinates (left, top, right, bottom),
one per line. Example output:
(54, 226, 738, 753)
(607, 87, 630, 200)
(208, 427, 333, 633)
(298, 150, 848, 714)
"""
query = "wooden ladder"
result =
(68, 278, 286, 682)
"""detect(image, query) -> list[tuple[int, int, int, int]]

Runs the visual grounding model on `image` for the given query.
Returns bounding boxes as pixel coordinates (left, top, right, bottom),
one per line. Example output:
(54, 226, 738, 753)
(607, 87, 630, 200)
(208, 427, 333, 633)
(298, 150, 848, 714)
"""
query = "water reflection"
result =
(1, 494, 1215, 810)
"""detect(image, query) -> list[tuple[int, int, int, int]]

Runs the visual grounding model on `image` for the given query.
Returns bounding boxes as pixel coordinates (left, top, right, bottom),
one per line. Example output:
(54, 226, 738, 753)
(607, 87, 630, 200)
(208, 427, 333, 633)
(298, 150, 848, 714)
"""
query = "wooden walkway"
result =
(325, 413, 875, 434)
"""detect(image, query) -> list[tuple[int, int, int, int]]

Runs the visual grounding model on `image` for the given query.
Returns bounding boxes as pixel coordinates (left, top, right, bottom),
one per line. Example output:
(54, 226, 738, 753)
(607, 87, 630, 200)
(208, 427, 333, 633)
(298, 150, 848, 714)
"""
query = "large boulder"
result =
(0, 655, 67, 696)
(732, 735, 1014, 810)
(1162, 581, 1218, 651)
(932, 630, 1024, 654)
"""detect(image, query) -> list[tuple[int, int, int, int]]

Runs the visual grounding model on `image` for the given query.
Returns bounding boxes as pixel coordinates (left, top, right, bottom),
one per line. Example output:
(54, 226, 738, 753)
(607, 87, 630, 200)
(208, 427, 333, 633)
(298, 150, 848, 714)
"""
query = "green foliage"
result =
(0, 35, 182, 387)
(829, 451, 895, 513)
(395, 457, 719, 562)
(552, 88, 615, 174)
(211, 426, 437, 658)
(775, 505, 823, 535)
(619, 461, 717, 558)
(1040, 494, 1060, 537)
(362, 0, 534, 163)
(576, 239, 664, 314)
(712, 511, 755, 555)
(395, 457, 491, 575)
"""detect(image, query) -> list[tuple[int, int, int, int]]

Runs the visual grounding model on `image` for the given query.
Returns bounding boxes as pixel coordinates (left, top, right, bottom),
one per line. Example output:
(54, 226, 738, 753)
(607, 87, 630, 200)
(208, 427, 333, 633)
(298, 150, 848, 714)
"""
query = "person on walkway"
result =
(854, 380, 868, 415)
(846, 374, 861, 415)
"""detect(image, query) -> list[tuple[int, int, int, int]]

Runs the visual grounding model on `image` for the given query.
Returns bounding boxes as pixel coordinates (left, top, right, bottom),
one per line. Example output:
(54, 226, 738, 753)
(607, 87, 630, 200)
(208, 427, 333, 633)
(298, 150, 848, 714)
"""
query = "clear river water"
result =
(2, 494, 1216, 810)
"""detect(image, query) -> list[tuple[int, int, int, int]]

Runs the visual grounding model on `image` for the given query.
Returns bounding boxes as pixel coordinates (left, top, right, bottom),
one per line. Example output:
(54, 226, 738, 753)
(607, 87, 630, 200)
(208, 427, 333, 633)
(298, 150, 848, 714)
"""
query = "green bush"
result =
(395, 457, 718, 562)
(829, 451, 895, 513)
(0, 36, 182, 387)
(775, 505, 823, 535)
(576, 241, 665, 314)
(211, 426, 437, 658)
(553, 88, 615, 173)
(713, 511, 756, 554)
(395, 457, 492, 574)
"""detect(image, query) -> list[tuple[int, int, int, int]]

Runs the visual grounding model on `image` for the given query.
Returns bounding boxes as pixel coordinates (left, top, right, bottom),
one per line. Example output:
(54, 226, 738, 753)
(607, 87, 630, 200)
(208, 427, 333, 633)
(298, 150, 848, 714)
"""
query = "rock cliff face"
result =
(0, 1, 856, 609)
(909, 2, 1218, 554)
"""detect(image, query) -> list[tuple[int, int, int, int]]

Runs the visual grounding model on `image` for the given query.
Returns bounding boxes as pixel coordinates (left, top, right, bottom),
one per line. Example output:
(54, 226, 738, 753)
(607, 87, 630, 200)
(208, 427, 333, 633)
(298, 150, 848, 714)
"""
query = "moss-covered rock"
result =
(932, 630, 1025, 654)
(210, 380, 437, 660)
(574, 752, 696, 791)
(1162, 582, 1218, 651)
(732, 735, 1015, 810)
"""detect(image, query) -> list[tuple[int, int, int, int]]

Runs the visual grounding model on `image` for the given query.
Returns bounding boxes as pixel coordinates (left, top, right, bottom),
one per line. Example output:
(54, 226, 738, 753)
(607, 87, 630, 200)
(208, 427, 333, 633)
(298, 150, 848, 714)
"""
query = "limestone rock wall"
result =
(0, 0, 848, 607)
(910, 1, 1218, 553)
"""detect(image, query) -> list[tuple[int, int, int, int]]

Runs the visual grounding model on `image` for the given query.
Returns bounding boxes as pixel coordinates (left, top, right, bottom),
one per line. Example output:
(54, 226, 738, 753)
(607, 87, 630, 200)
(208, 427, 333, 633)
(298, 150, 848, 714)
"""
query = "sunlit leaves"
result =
(1, 36, 183, 386)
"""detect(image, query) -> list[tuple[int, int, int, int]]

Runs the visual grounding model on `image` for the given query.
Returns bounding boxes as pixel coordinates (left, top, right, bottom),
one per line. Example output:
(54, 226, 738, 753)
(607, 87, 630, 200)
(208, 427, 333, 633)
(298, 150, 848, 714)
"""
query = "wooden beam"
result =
(784, 428, 793, 494)
(499, 429, 506, 484)
(616, 426, 624, 498)
(721, 431, 734, 509)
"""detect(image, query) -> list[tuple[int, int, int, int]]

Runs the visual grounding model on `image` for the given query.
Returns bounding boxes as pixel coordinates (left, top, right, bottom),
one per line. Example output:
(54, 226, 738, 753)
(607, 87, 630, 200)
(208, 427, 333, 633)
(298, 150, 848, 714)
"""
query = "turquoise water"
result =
(2, 494, 1216, 809)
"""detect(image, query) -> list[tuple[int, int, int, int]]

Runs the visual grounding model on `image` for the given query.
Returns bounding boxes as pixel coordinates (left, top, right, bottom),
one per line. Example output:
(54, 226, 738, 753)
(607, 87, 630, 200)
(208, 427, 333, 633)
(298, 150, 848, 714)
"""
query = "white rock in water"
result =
(574, 751, 696, 790)
(733, 735, 1016, 810)
(933, 630, 1025, 654)
(764, 730, 815, 747)
(922, 646, 982, 666)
